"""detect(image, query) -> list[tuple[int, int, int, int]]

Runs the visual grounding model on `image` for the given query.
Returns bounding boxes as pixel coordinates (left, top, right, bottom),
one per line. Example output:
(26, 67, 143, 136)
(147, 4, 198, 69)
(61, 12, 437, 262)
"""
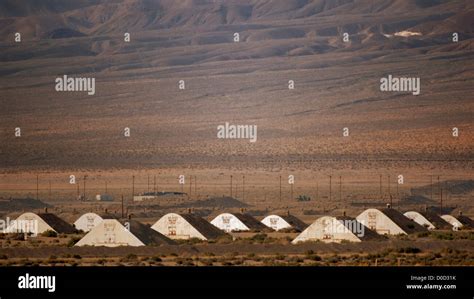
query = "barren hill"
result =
(0, 0, 472, 176)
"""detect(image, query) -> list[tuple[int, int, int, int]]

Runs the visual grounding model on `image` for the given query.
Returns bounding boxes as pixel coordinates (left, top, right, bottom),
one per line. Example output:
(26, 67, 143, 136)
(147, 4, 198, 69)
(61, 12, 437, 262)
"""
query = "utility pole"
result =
(132, 175, 135, 200)
(437, 176, 441, 209)
(396, 179, 399, 197)
(440, 188, 443, 211)
(230, 175, 233, 197)
(316, 181, 319, 201)
(194, 175, 197, 196)
(290, 180, 293, 201)
(445, 181, 448, 203)
(121, 195, 124, 218)
(83, 175, 87, 201)
(388, 175, 390, 197)
(242, 175, 246, 201)
(339, 176, 342, 202)
(279, 175, 282, 202)
(36, 174, 39, 200)
(430, 175, 433, 200)
(189, 175, 192, 197)
(379, 174, 382, 199)
(329, 175, 332, 202)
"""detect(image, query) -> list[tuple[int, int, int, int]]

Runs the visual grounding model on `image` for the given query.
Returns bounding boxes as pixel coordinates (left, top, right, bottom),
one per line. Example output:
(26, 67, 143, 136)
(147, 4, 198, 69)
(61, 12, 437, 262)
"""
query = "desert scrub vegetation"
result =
(41, 230, 57, 237)
(175, 238, 206, 245)
(236, 233, 279, 244)
(297, 195, 311, 202)
(413, 231, 474, 240)
(397, 247, 422, 254)
(120, 254, 138, 262)
(431, 231, 474, 240)
(67, 236, 82, 247)
(212, 234, 233, 244)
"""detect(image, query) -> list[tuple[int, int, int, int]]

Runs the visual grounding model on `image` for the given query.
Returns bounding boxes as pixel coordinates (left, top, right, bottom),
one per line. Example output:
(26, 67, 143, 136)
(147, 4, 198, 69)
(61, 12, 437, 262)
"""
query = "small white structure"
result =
(441, 215, 463, 229)
(211, 213, 267, 232)
(152, 213, 225, 240)
(5, 212, 76, 235)
(404, 211, 436, 230)
(74, 212, 104, 232)
(292, 216, 380, 244)
(96, 194, 113, 201)
(75, 219, 174, 247)
(261, 214, 307, 232)
(133, 195, 156, 202)
(356, 208, 426, 235)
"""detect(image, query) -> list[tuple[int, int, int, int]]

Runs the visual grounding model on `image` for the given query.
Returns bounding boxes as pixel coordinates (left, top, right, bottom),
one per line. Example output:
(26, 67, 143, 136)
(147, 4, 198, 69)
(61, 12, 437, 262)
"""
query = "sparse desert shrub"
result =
(96, 259, 107, 265)
(233, 259, 244, 265)
(327, 255, 341, 263)
(441, 248, 456, 254)
(275, 254, 286, 260)
(41, 230, 57, 238)
(177, 237, 204, 245)
(230, 252, 240, 258)
(120, 254, 138, 262)
(397, 247, 421, 254)
(277, 227, 295, 233)
(307, 254, 322, 261)
(297, 195, 311, 202)
(416, 231, 430, 238)
(215, 234, 233, 244)
(201, 259, 213, 266)
(432, 232, 454, 240)
(67, 237, 81, 247)
(250, 233, 267, 242)
(11, 233, 25, 241)
(150, 256, 162, 262)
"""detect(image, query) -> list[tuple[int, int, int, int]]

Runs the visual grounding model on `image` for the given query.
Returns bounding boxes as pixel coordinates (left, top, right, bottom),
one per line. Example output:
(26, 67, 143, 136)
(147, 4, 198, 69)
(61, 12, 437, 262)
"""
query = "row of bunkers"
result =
(3, 207, 474, 247)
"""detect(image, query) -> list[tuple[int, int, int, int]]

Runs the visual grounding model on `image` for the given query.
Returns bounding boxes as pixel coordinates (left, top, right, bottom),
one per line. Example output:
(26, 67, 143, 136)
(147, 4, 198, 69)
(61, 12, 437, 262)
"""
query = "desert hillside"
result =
(0, 0, 472, 205)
